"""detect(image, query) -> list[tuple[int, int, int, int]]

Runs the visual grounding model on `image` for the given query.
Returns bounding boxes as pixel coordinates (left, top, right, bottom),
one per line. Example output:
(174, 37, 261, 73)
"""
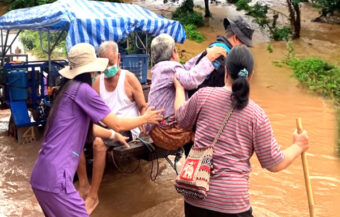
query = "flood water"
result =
(0, 1, 340, 217)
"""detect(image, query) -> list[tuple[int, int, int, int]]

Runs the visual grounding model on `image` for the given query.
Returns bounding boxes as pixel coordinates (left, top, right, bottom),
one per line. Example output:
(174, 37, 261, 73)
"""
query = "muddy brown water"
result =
(0, 2, 339, 217)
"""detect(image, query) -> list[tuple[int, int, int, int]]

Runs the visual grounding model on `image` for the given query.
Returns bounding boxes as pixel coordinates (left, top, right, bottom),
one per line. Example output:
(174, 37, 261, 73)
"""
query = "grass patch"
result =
(282, 42, 340, 155)
(287, 58, 340, 103)
(184, 24, 205, 43)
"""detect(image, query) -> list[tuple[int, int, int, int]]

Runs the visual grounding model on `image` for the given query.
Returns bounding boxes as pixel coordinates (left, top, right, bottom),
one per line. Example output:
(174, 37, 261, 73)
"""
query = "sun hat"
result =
(59, 43, 108, 79)
(223, 16, 254, 47)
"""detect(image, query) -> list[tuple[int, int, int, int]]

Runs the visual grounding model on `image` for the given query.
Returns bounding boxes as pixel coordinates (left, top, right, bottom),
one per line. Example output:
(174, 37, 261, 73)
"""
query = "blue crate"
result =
(120, 54, 149, 84)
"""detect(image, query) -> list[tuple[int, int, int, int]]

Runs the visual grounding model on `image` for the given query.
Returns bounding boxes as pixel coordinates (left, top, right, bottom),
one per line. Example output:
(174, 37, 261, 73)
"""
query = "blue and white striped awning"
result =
(0, 0, 186, 50)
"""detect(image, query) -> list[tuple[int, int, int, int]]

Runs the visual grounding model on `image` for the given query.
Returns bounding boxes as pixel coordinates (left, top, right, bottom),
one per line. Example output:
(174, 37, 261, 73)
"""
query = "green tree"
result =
(19, 30, 67, 58)
(4, 0, 57, 11)
(5, 0, 122, 11)
(314, 0, 340, 15)
(286, 0, 309, 39)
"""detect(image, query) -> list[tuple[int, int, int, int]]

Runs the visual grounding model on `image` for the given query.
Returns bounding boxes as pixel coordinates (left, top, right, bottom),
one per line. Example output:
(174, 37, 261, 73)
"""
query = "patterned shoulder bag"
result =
(174, 106, 234, 199)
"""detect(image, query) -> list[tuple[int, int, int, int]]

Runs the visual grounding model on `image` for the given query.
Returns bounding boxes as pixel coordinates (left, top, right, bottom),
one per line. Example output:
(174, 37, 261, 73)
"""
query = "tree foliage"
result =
(172, 0, 204, 27)
(4, 0, 57, 11)
(19, 30, 67, 58)
(228, 0, 293, 41)
(4, 0, 122, 11)
(313, 0, 340, 15)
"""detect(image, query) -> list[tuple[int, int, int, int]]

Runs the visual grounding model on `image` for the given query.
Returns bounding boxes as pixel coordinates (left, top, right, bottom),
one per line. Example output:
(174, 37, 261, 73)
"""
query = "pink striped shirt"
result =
(176, 87, 284, 214)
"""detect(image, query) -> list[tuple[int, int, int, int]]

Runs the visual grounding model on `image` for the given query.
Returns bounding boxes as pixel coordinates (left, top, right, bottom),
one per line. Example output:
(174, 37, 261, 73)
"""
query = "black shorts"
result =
(184, 202, 253, 217)
(102, 130, 132, 147)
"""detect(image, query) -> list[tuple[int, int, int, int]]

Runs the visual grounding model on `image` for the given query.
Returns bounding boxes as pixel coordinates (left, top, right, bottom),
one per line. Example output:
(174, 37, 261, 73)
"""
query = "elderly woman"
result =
(146, 34, 226, 150)
(30, 43, 163, 216)
(174, 45, 309, 217)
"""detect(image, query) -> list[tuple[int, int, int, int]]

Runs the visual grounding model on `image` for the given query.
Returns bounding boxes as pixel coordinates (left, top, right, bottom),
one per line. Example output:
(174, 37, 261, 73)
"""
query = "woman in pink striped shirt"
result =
(174, 45, 309, 217)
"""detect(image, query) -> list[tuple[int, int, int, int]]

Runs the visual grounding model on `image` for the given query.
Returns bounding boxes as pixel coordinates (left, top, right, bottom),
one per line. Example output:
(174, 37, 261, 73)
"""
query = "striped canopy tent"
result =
(0, 0, 186, 51)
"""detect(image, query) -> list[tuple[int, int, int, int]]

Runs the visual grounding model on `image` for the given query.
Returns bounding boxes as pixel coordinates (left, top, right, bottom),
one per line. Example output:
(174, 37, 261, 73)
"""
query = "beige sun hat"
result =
(59, 43, 108, 79)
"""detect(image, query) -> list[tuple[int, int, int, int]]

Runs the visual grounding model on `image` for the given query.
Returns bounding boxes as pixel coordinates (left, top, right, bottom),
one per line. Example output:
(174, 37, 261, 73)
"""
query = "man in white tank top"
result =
(77, 41, 147, 215)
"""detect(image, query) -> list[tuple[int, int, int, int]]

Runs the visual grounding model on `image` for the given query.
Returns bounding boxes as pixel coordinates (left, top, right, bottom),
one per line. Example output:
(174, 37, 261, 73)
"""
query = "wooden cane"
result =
(296, 118, 315, 217)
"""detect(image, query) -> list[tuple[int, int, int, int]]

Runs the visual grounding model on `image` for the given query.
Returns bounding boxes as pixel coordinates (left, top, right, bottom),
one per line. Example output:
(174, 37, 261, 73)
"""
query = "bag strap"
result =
(212, 106, 234, 147)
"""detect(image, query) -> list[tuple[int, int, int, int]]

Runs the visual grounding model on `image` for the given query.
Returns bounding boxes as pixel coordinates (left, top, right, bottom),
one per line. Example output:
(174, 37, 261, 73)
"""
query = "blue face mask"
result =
(103, 65, 118, 78)
(92, 77, 96, 83)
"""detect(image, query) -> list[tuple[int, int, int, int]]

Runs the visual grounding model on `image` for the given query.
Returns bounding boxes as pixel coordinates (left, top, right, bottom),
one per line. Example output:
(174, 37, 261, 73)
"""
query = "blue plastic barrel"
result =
(8, 70, 28, 101)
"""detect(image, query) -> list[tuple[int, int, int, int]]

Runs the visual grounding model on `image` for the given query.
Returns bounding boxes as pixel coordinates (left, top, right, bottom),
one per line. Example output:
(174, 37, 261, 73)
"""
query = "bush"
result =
(235, 0, 251, 11)
(266, 44, 273, 53)
(172, 9, 204, 27)
(271, 27, 292, 41)
(172, 0, 203, 27)
(287, 58, 340, 104)
(184, 24, 205, 43)
(246, 2, 268, 18)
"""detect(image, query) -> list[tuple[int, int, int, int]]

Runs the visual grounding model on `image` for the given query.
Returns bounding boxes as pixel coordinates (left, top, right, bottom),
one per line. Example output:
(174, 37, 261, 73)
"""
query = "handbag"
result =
(174, 107, 234, 200)
(149, 115, 193, 150)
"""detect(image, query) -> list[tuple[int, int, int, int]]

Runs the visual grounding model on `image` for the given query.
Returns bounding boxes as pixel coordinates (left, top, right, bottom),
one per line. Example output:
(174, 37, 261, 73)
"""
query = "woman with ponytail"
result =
(174, 45, 309, 217)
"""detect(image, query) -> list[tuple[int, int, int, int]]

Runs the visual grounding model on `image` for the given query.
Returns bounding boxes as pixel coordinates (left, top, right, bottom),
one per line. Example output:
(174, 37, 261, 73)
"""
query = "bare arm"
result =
(174, 75, 186, 116)
(267, 130, 309, 172)
(126, 72, 147, 115)
(101, 106, 164, 132)
(93, 124, 130, 147)
(93, 124, 112, 138)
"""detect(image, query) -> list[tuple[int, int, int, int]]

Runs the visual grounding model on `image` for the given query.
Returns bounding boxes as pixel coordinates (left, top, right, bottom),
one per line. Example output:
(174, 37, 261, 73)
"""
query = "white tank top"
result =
(99, 70, 140, 139)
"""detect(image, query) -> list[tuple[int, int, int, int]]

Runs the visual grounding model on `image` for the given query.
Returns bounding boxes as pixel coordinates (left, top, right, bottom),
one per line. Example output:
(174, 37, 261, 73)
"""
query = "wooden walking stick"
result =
(296, 118, 315, 217)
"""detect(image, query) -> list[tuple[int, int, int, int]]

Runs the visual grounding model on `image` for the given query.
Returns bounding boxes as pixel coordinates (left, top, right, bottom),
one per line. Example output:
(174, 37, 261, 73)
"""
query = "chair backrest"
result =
(9, 101, 32, 127)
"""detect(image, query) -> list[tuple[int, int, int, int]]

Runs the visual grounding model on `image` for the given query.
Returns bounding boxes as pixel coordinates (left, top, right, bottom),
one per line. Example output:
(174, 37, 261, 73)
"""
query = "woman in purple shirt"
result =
(30, 43, 163, 216)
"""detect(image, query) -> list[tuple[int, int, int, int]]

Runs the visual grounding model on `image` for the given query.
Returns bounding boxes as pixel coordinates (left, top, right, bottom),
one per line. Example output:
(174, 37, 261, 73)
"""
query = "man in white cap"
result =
(188, 16, 255, 96)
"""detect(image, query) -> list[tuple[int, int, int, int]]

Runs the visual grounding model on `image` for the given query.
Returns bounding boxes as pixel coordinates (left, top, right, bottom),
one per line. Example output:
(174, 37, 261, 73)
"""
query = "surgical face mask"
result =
(103, 65, 118, 78)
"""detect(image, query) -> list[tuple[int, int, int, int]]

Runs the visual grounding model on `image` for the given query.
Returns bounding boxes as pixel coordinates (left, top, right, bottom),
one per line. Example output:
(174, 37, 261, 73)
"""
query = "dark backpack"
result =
(188, 36, 232, 97)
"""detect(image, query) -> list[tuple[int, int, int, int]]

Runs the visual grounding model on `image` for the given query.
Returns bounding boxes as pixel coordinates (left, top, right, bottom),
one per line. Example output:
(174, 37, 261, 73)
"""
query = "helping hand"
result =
(114, 133, 130, 148)
(206, 46, 227, 62)
(144, 106, 164, 125)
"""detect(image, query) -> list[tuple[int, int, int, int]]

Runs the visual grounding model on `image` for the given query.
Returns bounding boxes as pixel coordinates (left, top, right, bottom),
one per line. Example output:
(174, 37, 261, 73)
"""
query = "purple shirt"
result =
(30, 82, 111, 193)
(146, 54, 214, 133)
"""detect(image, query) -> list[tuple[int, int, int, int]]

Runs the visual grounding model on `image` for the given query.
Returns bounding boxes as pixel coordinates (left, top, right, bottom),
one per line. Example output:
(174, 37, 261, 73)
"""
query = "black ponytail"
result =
(225, 45, 254, 110)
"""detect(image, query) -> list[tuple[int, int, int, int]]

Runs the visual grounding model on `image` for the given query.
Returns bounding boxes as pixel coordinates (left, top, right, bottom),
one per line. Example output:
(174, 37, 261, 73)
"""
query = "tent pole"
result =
(1, 30, 4, 66)
(48, 30, 52, 87)
(5, 30, 22, 55)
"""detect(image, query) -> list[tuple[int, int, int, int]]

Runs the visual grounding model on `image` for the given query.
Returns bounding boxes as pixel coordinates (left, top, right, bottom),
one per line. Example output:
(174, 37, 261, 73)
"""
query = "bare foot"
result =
(85, 196, 99, 215)
(78, 185, 90, 200)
